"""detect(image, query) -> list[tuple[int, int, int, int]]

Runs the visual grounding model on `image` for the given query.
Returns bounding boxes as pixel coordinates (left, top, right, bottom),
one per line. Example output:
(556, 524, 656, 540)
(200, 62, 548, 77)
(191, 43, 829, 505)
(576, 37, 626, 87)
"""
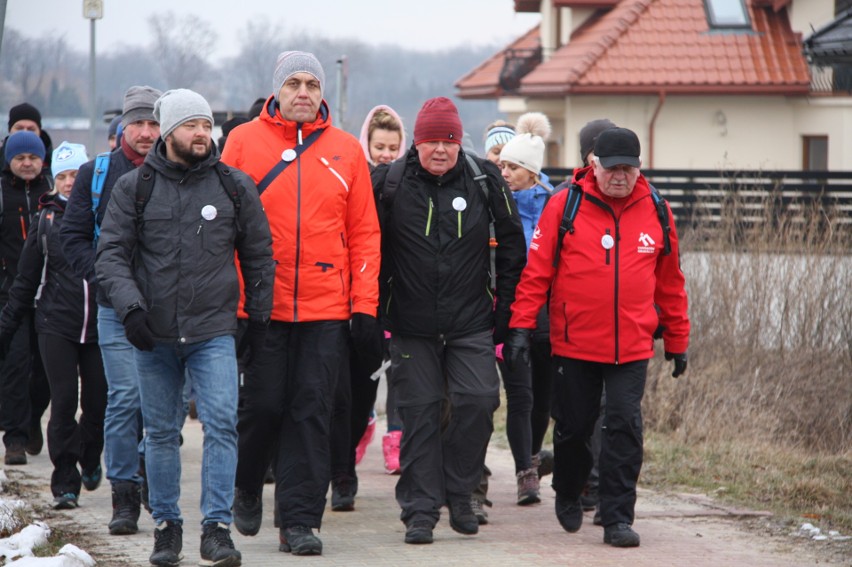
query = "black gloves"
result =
(123, 309, 155, 351)
(237, 318, 268, 369)
(503, 328, 532, 371)
(0, 327, 14, 359)
(493, 308, 510, 345)
(665, 351, 688, 378)
(351, 313, 383, 360)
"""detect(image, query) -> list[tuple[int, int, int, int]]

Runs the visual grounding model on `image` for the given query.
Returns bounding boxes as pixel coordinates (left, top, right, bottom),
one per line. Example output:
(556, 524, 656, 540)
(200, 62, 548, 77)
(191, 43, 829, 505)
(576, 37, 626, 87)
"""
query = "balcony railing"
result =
(809, 64, 852, 93)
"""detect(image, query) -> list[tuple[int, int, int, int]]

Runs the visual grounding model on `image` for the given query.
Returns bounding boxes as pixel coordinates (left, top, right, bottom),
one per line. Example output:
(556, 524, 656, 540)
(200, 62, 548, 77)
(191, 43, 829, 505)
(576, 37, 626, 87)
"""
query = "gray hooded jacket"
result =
(95, 138, 274, 343)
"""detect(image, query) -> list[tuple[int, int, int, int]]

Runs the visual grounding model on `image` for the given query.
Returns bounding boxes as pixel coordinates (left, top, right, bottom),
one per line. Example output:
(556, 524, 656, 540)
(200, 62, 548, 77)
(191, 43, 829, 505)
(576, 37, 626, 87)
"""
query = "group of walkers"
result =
(0, 48, 690, 566)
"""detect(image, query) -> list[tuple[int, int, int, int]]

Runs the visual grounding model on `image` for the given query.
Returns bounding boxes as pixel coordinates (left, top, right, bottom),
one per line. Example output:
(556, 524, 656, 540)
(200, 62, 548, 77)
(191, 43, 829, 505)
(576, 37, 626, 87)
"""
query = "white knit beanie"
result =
(499, 112, 552, 174)
(153, 89, 214, 140)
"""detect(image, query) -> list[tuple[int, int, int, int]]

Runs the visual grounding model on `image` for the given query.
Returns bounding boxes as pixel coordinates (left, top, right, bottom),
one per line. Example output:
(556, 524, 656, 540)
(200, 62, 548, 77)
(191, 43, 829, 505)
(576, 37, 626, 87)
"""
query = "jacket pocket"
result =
(200, 211, 235, 255)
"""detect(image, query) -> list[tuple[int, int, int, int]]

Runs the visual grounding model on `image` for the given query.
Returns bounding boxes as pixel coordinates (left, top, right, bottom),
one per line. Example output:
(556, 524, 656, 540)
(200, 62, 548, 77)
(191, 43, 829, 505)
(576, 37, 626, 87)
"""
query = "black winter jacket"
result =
(59, 146, 137, 307)
(372, 147, 526, 339)
(0, 193, 97, 343)
(0, 168, 51, 303)
(95, 139, 274, 343)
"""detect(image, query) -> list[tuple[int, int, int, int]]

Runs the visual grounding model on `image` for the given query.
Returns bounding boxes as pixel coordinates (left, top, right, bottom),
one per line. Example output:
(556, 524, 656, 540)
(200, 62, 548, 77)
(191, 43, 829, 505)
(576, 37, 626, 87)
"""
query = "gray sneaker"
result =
(279, 525, 322, 555)
(604, 523, 641, 547)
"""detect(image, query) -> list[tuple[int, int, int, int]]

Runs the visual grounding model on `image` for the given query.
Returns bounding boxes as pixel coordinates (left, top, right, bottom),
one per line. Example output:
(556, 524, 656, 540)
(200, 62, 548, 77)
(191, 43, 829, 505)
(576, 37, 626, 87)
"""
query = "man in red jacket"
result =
(221, 51, 381, 556)
(504, 127, 689, 548)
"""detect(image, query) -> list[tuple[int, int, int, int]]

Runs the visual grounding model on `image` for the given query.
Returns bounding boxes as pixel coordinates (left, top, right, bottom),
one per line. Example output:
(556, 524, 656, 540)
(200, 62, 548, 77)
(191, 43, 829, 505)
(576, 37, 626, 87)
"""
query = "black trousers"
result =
(550, 357, 647, 527)
(39, 333, 106, 496)
(236, 320, 347, 529)
(392, 331, 500, 527)
(1, 311, 48, 448)
(529, 340, 553, 454)
(496, 358, 533, 472)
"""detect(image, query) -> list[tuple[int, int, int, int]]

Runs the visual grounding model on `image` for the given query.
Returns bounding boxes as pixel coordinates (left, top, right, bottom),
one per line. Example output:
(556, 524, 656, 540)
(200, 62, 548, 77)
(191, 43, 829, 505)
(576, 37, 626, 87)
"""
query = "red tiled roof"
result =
(457, 0, 811, 99)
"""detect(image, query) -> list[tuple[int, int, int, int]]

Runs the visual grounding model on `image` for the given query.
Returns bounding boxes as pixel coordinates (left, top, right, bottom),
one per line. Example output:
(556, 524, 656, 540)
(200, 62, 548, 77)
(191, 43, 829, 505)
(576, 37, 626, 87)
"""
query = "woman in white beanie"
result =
(0, 141, 107, 510)
(497, 112, 555, 506)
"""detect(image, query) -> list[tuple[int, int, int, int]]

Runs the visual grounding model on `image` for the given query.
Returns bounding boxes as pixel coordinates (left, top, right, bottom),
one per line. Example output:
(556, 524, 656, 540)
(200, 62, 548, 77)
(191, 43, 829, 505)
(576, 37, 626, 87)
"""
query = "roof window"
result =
(705, 0, 750, 28)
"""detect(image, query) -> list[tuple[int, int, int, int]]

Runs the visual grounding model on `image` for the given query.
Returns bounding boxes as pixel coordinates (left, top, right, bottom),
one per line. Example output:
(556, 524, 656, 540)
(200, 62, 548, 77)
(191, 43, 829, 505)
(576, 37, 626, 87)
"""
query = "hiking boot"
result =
(108, 482, 141, 535)
(200, 522, 242, 566)
(533, 449, 554, 478)
(593, 505, 602, 526)
(150, 521, 183, 566)
(331, 475, 357, 512)
(232, 487, 262, 536)
(279, 525, 322, 555)
(555, 496, 583, 533)
(4, 443, 26, 465)
(82, 465, 103, 492)
(355, 410, 376, 465)
(604, 523, 641, 547)
(404, 521, 434, 544)
(470, 496, 491, 525)
(516, 467, 541, 506)
(446, 495, 478, 535)
(53, 493, 79, 510)
(26, 422, 43, 455)
(382, 430, 402, 474)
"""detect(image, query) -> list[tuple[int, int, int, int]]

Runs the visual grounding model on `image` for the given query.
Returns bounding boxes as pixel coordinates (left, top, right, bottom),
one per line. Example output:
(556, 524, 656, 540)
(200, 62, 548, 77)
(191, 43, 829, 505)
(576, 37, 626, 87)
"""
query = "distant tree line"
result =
(0, 13, 503, 152)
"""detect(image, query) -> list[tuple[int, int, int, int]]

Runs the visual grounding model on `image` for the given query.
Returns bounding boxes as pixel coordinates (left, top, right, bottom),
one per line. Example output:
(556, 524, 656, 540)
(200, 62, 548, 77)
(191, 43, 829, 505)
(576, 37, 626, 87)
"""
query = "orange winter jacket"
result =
(221, 97, 381, 322)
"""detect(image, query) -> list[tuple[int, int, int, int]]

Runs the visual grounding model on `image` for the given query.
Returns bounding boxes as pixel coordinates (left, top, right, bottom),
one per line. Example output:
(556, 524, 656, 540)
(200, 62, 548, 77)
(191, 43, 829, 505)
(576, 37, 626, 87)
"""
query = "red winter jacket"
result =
(509, 166, 689, 363)
(222, 96, 381, 322)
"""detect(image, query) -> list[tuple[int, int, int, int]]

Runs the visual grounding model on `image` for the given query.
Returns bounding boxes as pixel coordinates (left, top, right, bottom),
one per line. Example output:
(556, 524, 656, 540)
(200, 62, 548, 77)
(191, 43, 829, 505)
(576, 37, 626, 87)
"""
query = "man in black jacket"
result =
(371, 97, 526, 545)
(60, 85, 162, 536)
(96, 88, 274, 567)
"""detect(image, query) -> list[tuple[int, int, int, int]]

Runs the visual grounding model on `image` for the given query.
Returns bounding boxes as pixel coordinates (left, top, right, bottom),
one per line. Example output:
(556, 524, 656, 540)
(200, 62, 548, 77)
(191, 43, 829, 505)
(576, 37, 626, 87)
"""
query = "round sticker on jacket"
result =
(202, 205, 217, 221)
(601, 234, 614, 250)
(452, 197, 467, 211)
(282, 148, 297, 162)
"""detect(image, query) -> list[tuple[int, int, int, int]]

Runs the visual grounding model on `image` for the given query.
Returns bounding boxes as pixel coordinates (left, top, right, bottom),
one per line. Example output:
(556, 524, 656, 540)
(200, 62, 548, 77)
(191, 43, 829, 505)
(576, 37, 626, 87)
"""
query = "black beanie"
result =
(8, 103, 42, 131)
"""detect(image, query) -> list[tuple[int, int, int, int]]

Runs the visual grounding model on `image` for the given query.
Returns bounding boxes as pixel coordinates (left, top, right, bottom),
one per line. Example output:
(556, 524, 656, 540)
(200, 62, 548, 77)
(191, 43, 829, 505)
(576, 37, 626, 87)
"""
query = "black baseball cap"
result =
(594, 127, 641, 168)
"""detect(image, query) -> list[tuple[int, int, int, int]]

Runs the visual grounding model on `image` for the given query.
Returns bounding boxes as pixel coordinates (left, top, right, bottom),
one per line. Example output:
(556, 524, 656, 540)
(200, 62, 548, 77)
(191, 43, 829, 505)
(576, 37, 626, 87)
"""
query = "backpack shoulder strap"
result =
(463, 154, 493, 221)
(648, 183, 672, 256)
(34, 210, 54, 303)
(91, 151, 111, 244)
(256, 127, 326, 194)
(553, 184, 583, 268)
(214, 162, 244, 236)
(134, 163, 156, 228)
(379, 158, 407, 208)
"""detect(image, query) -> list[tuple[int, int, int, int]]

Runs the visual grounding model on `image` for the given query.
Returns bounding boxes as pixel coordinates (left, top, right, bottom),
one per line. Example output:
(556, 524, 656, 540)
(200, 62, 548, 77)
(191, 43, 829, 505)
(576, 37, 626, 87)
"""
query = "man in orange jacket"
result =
(221, 51, 381, 556)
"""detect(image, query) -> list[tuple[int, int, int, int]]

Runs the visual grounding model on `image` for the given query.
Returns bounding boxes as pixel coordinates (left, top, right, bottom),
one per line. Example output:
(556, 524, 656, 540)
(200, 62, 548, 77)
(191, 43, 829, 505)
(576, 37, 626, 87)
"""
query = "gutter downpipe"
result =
(648, 90, 666, 168)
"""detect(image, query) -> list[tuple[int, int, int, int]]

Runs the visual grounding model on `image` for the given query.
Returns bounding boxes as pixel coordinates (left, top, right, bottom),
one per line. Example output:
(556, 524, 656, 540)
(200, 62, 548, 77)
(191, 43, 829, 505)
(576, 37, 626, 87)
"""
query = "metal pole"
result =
(0, 0, 8, 61)
(89, 17, 97, 152)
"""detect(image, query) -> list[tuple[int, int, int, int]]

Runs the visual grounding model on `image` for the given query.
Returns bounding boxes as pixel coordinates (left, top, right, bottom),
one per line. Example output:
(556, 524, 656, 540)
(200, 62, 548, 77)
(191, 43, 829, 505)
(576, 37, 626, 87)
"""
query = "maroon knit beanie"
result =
(413, 97, 463, 145)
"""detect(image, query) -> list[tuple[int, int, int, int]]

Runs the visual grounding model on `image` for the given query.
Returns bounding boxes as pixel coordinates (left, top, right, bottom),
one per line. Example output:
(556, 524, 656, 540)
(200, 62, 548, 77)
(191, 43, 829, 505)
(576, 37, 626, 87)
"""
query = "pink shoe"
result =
(355, 412, 377, 465)
(382, 430, 402, 474)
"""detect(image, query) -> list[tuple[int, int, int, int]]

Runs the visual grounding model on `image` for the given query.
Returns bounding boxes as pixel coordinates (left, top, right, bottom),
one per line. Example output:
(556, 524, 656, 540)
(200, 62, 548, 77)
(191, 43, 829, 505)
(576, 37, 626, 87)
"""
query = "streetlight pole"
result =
(83, 0, 103, 153)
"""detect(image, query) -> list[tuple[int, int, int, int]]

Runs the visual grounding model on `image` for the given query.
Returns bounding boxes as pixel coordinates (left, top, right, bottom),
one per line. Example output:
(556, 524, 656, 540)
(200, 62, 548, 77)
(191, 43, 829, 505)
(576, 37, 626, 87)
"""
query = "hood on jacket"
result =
(38, 191, 66, 213)
(358, 105, 406, 166)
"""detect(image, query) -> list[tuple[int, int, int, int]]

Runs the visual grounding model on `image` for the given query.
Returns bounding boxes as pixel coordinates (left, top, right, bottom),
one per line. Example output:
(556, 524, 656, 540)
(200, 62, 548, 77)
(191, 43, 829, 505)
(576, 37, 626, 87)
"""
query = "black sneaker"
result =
(232, 488, 262, 536)
(533, 449, 554, 478)
(53, 493, 79, 510)
(555, 495, 583, 533)
(604, 522, 641, 547)
(470, 496, 491, 525)
(200, 522, 241, 566)
(150, 521, 183, 566)
(446, 496, 478, 535)
(279, 525, 322, 555)
(82, 465, 103, 491)
(330, 475, 357, 512)
(404, 521, 434, 544)
(109, 482, 141, 535)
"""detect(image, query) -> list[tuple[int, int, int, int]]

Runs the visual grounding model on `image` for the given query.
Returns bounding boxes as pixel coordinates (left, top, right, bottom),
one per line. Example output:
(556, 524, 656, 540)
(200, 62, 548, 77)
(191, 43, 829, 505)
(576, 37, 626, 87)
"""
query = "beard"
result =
(170, 136, 212, 166)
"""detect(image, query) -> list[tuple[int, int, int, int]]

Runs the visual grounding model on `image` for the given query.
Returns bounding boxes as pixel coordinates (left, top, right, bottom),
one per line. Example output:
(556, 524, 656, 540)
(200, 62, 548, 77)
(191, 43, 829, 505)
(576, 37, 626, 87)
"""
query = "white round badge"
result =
(202, 205, 218, 221)
(452, 197, 467, 212)
(601, 234, 615, 250)
(281, 148, 297, 162)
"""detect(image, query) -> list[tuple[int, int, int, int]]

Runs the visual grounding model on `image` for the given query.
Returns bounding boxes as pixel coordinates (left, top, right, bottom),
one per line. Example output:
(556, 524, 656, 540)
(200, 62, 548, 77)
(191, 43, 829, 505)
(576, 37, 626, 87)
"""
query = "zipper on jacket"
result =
(293, 124, 304, 321)
(605, 228, 611, 265)
(613, 222, 620, 363)
(425, 198, 434, 236)
(562, 302, 568, 343)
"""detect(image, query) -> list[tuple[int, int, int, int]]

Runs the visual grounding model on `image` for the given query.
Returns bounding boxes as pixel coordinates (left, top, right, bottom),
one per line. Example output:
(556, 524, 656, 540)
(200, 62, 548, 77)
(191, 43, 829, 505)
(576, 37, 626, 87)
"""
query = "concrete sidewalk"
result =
(5, 416, 830, 566)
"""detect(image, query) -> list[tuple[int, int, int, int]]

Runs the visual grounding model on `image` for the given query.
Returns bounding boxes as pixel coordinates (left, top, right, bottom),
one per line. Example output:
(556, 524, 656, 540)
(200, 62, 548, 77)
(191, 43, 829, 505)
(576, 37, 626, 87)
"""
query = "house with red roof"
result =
(456, 0, 851, 171)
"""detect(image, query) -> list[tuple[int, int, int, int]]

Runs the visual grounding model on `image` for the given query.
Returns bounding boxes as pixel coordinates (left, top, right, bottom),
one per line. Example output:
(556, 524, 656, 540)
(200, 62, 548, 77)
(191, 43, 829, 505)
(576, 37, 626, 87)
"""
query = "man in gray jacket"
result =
(96, 89, 274, 567)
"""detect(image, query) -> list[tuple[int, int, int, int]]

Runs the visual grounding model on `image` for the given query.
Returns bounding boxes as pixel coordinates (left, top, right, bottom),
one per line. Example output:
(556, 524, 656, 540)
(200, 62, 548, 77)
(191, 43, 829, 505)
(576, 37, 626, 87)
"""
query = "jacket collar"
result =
(260, 95, 331, 138)
(144, 137, 222, 181)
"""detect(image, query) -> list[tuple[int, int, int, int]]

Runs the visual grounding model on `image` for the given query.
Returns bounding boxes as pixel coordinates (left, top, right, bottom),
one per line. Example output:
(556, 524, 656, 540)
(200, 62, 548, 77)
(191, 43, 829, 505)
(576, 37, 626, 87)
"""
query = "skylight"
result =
(705, 0, 750, 28)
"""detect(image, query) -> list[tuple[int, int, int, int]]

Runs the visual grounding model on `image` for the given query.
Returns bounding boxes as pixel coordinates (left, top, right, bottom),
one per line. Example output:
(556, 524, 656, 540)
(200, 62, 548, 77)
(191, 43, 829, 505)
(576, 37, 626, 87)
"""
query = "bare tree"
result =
(148, 12, 217, 89)
(0, 28, 77, 110)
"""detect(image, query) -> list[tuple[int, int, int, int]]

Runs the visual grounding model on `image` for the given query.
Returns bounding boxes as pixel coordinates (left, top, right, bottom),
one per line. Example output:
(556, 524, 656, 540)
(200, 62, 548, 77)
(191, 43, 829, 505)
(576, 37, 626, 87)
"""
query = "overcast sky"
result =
(7, 0, 541, 55)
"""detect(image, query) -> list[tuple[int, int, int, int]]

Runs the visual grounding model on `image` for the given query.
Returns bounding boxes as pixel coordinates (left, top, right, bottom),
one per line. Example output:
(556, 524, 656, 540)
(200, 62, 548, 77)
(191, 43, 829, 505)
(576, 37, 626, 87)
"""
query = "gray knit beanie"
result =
(121, 85, 162, 128)
(153, 89, 214, 140)
(272, 51, 325, 100)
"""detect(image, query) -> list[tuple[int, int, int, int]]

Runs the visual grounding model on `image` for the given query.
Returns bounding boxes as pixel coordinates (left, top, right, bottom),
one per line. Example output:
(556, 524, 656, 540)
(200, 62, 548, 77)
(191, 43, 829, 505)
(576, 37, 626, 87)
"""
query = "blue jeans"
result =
(97, 306, 143, 485)
(136, 335, 238, 525)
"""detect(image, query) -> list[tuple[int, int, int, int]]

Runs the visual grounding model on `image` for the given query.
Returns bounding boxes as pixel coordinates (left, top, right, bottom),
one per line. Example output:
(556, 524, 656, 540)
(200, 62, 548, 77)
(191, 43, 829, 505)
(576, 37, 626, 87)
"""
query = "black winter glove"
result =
(493, 308, 511, 345)
(665, 351, 688, 378)
(351, 313, 383, 360)
(0, 327, 15, 359)
(237, 319, 268, 369)
(503, 328, 532, 371)
(123, 309, 155, 351)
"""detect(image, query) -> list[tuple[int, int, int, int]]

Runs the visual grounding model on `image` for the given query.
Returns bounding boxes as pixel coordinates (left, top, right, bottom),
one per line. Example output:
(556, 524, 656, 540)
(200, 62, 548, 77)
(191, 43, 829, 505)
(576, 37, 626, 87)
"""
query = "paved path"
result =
(4, 415, 837, 566)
